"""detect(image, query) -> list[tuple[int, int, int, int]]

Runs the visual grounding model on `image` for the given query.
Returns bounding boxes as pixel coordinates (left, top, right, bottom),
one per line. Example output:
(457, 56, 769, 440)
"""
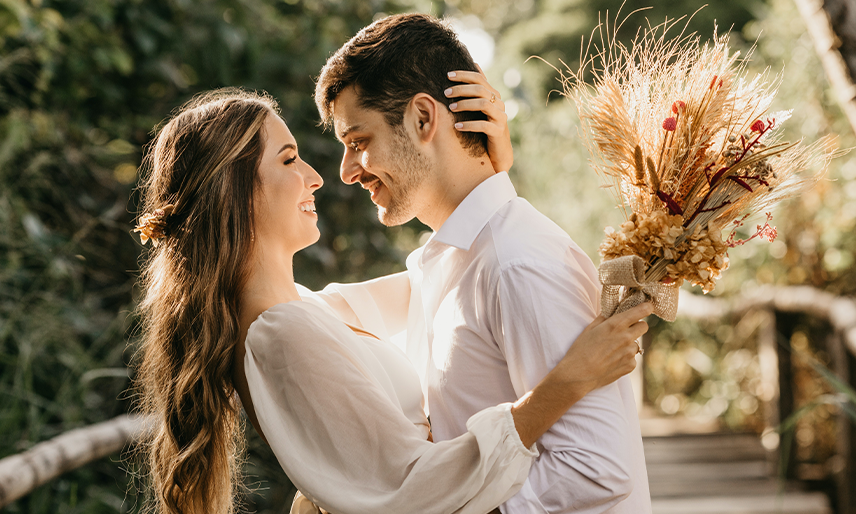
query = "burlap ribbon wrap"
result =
(599, 255, 680, 322)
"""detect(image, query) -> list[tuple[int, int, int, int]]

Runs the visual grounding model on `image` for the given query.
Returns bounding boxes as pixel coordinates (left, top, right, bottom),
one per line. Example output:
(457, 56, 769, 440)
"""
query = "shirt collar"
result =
(431, 172, 517, 251)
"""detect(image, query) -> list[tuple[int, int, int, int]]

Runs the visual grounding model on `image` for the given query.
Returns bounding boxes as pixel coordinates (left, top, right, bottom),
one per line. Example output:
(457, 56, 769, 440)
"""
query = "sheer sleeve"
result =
(295, 270, 411, 341)
(243, 302, 537, 514)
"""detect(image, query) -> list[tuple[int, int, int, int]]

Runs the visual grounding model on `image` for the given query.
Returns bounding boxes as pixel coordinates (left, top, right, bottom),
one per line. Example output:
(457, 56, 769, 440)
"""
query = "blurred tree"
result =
(449, 0, 762, 100)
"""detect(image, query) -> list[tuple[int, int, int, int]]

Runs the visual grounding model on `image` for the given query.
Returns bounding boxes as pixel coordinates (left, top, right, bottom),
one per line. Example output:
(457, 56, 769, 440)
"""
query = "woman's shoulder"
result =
(246, 301, 343, 356)
(244, 302, 382, 388)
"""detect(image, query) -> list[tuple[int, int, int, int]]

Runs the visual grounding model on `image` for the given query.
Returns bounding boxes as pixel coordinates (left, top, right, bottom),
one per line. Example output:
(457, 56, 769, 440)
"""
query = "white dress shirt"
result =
(311, 172, 651, 513)
(243, 301, 538, 514)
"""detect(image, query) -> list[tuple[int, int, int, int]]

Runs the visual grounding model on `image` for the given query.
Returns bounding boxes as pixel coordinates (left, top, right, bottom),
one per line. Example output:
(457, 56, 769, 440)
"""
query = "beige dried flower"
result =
(134, 204, 174, 246)
(564, 15, 838, 301)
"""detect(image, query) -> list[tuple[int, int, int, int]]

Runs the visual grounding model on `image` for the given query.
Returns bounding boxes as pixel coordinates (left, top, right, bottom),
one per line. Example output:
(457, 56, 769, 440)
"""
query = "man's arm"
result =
(299, 270, 411, 339)
(493, 262, 637, 514)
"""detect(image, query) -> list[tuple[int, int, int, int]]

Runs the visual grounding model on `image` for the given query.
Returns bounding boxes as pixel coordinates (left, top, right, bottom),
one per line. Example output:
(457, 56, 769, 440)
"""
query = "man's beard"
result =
(377, 126, 431, 226)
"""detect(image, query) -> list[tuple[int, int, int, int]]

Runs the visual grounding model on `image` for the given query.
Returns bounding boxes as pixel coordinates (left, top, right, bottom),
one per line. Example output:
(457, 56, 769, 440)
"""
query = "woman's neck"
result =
(239, 242, 302, 335)
(234, 241, 300, 448)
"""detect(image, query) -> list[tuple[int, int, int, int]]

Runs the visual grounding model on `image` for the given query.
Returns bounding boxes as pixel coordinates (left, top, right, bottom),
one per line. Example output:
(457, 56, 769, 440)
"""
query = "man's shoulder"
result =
(479, 197, 595, 272)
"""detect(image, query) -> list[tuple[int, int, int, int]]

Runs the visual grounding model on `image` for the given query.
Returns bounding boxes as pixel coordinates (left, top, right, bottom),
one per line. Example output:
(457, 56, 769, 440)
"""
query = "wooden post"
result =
(757, 308, 780, 473)
(776, 310, 798, 479)
(826, 329, 850, 513)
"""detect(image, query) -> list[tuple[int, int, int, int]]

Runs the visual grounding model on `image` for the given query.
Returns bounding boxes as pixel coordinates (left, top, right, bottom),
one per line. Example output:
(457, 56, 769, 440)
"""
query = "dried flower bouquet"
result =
(562, 17, 838, 321)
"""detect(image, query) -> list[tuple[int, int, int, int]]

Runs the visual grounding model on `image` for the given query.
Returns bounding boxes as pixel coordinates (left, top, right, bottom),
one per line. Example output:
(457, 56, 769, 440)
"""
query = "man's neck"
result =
(416, 150, 495, 231)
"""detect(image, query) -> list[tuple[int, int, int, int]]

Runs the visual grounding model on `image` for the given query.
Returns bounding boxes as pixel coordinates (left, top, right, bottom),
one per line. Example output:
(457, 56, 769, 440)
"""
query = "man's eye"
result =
(349, 140, 362, 151)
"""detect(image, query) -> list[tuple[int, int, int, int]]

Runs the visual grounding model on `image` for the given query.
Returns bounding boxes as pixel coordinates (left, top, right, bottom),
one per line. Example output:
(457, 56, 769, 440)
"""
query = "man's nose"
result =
(340, 150, 362, 185)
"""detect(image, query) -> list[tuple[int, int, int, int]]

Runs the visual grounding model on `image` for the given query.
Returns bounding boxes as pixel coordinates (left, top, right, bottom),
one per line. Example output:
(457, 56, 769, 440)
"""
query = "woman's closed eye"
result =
(283, 156, 297, 166)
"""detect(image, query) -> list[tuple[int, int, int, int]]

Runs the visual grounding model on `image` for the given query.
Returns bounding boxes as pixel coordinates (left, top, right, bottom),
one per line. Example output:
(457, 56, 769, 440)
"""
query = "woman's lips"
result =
(298, 201, 316, 214)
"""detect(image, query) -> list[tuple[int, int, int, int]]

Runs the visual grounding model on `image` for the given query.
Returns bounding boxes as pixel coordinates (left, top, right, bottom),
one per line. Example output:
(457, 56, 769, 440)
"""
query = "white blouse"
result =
(243, 301, 538, 514)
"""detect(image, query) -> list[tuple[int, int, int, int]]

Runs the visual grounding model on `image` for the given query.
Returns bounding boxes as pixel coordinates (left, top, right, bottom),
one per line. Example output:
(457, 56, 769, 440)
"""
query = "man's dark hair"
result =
(315, 13, 487, 155)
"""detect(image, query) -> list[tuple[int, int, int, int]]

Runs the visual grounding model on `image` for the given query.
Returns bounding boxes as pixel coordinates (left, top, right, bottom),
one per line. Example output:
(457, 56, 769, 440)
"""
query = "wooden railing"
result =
(675, 286, 856, 354)
(2, 286, 856, 511)
(0, 414, 153, 508)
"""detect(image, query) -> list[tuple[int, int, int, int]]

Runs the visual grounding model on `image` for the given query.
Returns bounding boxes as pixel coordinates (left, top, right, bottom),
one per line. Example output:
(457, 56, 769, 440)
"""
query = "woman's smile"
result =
(298, 199, 317, 216)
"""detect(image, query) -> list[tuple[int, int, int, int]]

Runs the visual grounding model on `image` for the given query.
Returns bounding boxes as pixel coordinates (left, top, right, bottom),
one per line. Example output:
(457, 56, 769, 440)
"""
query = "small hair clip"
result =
(134, 204, 175, 246)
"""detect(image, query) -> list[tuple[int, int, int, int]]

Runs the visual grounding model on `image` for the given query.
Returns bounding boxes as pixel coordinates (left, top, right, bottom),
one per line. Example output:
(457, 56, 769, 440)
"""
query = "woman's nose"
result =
(303, 161, 323, 190)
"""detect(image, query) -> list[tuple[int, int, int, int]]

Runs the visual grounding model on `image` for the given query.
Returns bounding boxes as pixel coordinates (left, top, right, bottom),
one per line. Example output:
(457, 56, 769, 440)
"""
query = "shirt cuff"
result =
(467, 402, 539, 458)
(504, 403, 539, 457)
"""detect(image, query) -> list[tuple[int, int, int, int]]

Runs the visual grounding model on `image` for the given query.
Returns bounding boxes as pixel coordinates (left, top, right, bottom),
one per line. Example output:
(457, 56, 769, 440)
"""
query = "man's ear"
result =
(408, 93, 441, 144)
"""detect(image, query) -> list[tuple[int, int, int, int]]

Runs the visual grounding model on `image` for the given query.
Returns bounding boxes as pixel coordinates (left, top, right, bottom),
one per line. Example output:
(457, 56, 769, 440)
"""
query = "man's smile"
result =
(359, 176, 384, 202)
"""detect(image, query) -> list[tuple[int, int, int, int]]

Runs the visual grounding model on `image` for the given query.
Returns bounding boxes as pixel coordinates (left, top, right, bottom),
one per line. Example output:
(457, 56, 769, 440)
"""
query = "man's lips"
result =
(360, 178, 383, 201)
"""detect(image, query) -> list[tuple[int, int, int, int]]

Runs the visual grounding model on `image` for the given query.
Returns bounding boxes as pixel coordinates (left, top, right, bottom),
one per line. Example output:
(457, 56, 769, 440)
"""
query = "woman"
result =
(134, 81, 651, 514)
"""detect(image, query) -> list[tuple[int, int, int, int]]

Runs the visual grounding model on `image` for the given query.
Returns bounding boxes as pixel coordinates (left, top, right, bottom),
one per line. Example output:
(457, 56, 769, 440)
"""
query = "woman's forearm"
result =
(508, 303, 652, 448)
(510, 373, 592, 448)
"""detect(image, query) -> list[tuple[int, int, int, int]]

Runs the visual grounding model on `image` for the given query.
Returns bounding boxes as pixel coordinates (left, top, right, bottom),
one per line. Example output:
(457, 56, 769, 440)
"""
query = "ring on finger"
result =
(490, 93, 496, 103)
(635, 341, 644, 355)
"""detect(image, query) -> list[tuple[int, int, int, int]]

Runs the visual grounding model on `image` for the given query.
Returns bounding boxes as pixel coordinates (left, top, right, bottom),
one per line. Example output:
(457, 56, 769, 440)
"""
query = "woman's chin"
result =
(298, 229, 322, 251)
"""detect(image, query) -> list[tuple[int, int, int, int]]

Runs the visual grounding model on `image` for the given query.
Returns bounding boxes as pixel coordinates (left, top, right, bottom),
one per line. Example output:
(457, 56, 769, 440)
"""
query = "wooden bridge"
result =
(2, 285, 855, 513)
(644, 431, 830, 514)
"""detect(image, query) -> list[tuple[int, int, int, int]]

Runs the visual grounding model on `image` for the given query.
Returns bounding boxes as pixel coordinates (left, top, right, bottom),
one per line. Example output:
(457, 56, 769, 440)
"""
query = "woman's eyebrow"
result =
(277, 143, 297, 154)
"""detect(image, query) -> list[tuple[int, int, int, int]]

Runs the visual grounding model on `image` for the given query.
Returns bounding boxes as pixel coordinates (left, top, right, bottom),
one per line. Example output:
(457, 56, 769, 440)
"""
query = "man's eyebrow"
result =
(337, 124, 363, 141)
(277, 143, 296, 154)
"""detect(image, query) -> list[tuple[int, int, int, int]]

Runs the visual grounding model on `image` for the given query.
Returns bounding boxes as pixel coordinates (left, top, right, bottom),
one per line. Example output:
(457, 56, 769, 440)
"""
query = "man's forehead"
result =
(333, 117, 363, 141)
(332, 87, 388, 140)
(331, 87, 357, 136)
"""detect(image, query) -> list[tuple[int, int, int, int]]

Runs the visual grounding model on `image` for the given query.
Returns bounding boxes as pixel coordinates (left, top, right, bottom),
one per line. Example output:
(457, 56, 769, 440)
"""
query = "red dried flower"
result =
(750, 119, 766, 133)
(671, 101, 686, 113)
(662, 117, 677, 131)
(709, 75, 718, 89)
(726, 213, 777, 247)
(758, 222, 777, 242)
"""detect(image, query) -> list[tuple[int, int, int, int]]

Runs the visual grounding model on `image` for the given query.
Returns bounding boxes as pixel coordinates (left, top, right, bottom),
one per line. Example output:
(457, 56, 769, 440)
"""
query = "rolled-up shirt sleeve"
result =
(244, 303, 538, 514)
(493, 262, 634, 514)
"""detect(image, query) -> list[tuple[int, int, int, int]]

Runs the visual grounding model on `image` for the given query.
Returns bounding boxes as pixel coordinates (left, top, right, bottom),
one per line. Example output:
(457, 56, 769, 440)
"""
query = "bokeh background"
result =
(2, 0, 854, 512)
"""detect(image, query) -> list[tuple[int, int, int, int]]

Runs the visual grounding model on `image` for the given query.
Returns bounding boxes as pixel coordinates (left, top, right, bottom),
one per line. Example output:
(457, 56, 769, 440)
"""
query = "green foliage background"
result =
(2, 0, 853, 511)
(0, 0, 423, 511)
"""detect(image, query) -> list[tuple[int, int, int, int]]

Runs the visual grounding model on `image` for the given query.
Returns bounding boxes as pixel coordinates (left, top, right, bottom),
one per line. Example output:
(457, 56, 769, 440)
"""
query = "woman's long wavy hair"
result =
(134, 89, 277, 514)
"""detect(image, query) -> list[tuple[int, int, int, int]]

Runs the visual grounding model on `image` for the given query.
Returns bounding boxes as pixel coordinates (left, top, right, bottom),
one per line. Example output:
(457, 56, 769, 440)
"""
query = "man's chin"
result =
(377, 206, 413, 227)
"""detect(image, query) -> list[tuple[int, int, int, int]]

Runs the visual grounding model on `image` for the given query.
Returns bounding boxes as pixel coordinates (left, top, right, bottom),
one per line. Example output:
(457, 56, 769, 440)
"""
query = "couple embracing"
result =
(135, 12, 653, 514)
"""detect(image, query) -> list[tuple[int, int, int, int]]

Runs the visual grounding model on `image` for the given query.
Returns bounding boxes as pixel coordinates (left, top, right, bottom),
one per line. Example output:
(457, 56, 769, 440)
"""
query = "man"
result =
(307, 13, 651, 513)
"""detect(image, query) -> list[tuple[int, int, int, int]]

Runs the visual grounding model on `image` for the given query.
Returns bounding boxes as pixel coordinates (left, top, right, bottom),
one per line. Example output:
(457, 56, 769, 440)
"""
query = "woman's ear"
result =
(408, 93, 440, 143)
